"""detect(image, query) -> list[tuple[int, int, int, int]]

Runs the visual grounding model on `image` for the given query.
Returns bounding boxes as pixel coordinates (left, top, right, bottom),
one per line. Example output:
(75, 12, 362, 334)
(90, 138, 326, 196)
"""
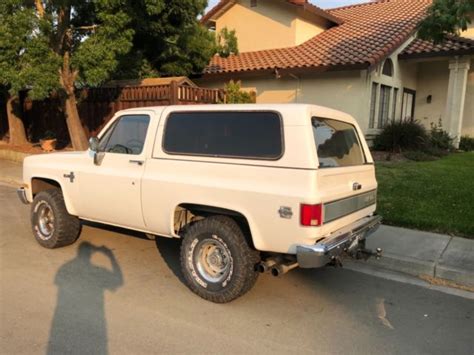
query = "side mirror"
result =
(89, 137, 99, 152)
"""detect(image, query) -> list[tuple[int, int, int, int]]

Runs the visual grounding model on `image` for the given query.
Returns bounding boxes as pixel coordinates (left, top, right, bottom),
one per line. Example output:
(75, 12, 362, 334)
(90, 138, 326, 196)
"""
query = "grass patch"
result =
(376, 152, 474, 238)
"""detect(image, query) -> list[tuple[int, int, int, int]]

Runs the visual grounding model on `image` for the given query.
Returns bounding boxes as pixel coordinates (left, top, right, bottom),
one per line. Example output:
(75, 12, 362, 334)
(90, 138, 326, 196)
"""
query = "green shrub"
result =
(373, 119, 428, 152)
(459, 136, 474, 151)
(422, 145, 448, 158)
(429, 120, 454, 150)
(403, 150, 437, 161)
(223, 80, 256, 104)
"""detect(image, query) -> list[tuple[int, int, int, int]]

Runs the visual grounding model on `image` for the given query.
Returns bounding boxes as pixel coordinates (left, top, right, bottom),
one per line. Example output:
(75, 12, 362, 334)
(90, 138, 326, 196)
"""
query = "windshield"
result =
(311, 117, 365, 168)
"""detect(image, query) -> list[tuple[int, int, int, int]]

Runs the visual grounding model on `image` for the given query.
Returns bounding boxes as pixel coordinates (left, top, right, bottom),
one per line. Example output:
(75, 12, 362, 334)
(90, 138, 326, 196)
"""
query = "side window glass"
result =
(103, 115, 150, 155)
(312, 117, 365, 168)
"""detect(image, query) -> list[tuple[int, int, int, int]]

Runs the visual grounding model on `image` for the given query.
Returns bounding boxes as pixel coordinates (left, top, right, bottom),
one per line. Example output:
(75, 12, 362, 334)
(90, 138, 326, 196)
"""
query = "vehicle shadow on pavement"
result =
(47, 241, 123, 355)
(154, 237, 185, 284)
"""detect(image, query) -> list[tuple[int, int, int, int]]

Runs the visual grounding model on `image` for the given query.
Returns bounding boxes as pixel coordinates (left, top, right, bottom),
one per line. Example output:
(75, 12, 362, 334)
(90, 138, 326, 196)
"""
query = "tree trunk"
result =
(6, 96, 28, 145)
(63, 90, 88, 151)
(59, 54, 88, 151)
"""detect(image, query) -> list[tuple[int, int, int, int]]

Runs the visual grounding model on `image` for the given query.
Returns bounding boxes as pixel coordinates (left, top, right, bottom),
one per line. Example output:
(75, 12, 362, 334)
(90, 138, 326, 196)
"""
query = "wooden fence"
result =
(22, 81, 226, 144)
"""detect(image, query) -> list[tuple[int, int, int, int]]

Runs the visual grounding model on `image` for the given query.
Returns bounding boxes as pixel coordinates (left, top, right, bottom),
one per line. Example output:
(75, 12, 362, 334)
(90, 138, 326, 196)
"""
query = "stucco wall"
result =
(197, 70, 369, 131)
(215, 0, 325, 52)
(415, 60, 449, 130)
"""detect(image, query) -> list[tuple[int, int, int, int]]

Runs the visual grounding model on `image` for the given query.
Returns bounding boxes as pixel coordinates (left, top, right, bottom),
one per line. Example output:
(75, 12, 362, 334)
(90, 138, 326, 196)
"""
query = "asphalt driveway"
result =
(0, 184, 473, 354)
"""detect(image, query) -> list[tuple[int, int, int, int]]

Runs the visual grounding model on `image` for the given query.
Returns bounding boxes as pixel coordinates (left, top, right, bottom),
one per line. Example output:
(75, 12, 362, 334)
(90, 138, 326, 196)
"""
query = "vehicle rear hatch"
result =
(311, 116, 377, 236)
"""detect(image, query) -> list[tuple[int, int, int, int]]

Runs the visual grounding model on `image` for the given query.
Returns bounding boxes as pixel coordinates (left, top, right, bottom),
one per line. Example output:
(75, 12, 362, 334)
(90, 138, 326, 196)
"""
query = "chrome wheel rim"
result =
(195, 237, 231, 283)
(37, 202, 55, 239)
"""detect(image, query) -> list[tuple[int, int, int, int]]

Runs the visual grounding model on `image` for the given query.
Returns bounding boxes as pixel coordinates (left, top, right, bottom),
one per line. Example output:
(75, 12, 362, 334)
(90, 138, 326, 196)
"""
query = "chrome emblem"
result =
(278, 206, 293, 219)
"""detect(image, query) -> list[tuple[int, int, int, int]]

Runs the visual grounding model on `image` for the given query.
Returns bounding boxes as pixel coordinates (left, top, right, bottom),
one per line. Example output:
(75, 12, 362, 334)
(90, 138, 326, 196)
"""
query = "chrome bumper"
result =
(296, 215, 382, 268)
(17, 187, 29, 205)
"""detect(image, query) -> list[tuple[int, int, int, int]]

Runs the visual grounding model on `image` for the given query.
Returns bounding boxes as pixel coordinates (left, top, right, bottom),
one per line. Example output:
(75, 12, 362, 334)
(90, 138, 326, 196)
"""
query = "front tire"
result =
(31, 189, 81, 248)
(180, 216, 260, 303)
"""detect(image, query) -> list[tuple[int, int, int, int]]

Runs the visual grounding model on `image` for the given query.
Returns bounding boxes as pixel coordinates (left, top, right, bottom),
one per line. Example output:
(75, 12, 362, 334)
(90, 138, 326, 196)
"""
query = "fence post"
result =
(170, 80, 178, 105)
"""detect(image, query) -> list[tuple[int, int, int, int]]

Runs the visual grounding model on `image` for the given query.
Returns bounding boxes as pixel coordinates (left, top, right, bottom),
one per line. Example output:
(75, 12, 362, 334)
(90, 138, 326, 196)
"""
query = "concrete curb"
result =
(355, 226, 474, 289)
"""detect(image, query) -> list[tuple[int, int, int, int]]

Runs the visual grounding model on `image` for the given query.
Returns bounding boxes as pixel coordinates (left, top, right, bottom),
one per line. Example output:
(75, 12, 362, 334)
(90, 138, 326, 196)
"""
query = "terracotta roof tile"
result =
(203, 0, 432, 76)
(399, 35, 474, 59)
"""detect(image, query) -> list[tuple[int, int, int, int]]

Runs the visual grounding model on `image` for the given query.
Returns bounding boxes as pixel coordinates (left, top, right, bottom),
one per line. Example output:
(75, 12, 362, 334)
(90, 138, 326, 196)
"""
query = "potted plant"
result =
(40, 130, 57, 152)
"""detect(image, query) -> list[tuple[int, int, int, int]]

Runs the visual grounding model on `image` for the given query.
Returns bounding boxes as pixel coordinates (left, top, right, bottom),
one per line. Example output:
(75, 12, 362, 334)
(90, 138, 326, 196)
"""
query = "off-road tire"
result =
(180, 216, 260, 303)
(31, 189, 81, 248)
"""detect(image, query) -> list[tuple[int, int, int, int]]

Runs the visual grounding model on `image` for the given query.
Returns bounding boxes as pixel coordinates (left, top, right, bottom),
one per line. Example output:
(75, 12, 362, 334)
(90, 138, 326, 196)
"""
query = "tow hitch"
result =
(355, 247, 383, 260)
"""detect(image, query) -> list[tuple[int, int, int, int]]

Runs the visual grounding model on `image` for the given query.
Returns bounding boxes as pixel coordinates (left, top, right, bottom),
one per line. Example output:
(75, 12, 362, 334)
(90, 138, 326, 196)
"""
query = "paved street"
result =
(1, 184, 473, 355)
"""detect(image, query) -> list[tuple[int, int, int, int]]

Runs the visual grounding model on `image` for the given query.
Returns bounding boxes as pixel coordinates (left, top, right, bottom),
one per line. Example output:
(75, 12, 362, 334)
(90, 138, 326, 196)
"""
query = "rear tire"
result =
(31, 189, 81, 248)
(180, 216, 260, 303)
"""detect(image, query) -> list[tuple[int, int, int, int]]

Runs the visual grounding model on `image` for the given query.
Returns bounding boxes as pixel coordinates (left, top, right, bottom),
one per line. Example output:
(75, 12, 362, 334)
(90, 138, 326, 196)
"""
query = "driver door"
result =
(75, 114, 151, 230)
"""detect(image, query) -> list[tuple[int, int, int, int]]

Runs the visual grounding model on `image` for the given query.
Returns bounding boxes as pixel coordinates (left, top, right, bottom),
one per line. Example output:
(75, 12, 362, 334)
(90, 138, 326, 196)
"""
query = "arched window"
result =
(382, 59, 394, 76)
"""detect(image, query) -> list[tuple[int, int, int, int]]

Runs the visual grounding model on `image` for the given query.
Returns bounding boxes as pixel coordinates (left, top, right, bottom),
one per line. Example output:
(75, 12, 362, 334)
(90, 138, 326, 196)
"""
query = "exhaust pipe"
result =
(257, 259, 278, 273)
(271, 261, 299, 277)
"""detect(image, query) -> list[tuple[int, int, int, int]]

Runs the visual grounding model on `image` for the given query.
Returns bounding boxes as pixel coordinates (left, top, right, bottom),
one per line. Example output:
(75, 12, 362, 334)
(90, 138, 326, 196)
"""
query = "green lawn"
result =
(375, 152, 474, 238)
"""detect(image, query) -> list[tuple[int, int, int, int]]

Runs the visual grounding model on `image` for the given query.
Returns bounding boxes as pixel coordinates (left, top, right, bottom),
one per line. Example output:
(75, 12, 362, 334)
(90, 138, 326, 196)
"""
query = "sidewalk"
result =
(0, 158, 473, 289)
(360, 225, 474, 289)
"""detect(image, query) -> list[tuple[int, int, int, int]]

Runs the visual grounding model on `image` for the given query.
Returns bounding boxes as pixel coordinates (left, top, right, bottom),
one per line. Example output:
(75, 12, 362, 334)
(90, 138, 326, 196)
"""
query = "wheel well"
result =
(31, 178, 61, 196)
(175, 204, 255, 248)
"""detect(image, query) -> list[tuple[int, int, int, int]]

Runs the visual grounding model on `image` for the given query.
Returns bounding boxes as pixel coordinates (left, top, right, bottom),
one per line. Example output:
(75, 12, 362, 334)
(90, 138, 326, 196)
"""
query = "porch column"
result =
(444, 56, 470, 148)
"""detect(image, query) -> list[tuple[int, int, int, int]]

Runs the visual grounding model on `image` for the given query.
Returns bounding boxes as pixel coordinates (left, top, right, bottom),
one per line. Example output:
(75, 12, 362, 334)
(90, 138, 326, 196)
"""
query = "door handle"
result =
(352, 182, 362, 191)
(129, 159, 144, 166)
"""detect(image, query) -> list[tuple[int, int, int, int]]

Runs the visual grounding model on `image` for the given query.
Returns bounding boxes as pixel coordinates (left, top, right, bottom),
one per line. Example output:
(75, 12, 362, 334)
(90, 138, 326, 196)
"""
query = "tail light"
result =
(300, 204, 323, 226)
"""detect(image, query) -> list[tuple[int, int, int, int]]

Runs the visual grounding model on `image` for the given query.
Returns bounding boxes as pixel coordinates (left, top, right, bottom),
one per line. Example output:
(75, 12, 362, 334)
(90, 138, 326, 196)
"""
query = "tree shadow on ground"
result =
(47, 241, 123, 355)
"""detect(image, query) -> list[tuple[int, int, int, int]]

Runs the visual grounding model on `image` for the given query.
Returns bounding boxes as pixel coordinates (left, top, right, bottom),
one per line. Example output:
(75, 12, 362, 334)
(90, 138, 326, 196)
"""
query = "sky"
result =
(206, 0, 369, 10)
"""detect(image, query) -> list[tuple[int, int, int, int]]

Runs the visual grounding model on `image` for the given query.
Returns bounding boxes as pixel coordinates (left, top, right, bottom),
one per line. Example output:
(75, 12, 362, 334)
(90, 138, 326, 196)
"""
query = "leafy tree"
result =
(0, 1, 59, 144)
(418, 0, 473, 43)
(215, 27, 239, 58)
(0, 0, 134, 150)
(223, 81, 255, 104)
(113, 0, 216, 79)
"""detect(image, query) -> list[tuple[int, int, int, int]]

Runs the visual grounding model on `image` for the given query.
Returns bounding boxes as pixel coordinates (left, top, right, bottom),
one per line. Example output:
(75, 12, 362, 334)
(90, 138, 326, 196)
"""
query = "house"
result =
(197, 0, 474, 146)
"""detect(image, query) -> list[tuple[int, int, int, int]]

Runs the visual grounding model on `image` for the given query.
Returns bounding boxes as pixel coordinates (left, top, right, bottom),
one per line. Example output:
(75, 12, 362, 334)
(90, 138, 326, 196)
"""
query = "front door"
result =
(76, 114, 151, 230)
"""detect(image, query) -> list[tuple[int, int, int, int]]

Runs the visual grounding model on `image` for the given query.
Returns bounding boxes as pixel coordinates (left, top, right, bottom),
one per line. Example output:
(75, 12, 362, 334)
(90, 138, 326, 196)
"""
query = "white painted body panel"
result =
(22, 104, 377, 254)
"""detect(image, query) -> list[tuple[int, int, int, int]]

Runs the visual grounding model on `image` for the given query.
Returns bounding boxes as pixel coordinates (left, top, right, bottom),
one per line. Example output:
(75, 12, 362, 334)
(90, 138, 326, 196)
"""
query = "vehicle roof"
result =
(116, 103, 357, 126)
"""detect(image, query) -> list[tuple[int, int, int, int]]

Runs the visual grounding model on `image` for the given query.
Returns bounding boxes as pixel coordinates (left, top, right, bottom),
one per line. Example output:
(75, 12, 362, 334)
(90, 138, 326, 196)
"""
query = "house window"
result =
(401, 88, 416, 120)
(378, 85, 391, 128)
(382, 59, 393, 76)
(369, 82, 378, 128)
(392, 88, 399, 121)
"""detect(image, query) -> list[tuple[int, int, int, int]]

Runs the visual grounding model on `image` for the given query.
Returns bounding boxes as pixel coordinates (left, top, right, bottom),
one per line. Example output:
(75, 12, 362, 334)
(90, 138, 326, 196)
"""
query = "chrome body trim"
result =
(17, 187, 29, 205)
(296, 215, 382, 268)
(323, 190, 377, 223)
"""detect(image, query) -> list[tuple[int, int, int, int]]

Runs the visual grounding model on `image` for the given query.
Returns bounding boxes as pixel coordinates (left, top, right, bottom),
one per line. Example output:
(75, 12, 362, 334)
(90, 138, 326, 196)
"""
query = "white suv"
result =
(18, 104, 381, 303)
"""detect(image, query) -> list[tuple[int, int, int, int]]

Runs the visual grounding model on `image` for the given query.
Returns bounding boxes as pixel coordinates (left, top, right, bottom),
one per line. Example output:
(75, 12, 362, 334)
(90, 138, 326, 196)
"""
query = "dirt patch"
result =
(371, 150, 407, 163)
(419, 274, 474, 293)
(0, 141, 72, 155)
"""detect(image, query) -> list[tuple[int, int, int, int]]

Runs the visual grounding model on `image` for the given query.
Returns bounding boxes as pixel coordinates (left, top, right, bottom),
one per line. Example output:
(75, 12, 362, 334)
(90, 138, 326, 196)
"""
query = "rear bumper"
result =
(17, 187, 29, 205)
(296, 215, 382, 268)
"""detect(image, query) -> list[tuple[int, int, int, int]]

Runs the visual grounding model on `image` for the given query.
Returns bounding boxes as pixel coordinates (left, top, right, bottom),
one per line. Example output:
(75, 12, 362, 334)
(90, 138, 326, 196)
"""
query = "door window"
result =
(100, 115, 150, 155)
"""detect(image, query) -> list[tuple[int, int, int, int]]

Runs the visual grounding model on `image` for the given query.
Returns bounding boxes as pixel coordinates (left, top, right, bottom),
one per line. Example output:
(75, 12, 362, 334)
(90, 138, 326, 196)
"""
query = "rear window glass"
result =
(163, 111, 283, 159)
(312, 117, 365, 168)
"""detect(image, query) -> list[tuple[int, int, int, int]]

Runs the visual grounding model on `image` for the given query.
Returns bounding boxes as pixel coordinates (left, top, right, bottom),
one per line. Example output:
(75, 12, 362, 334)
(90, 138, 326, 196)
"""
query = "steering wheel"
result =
(108, 144, 132, 154)
(126, 139, 144, 154)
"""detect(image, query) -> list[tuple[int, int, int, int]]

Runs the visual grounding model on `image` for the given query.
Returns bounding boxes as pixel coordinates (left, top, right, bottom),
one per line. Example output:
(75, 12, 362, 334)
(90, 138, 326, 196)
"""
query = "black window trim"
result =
(99, 113, 151, 156)
(161, 110, 285, 161)
(311, 116, 368, 169)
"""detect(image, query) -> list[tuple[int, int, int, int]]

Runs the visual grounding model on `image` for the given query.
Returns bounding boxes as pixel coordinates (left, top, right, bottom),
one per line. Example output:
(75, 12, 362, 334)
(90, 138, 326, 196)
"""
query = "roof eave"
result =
(399, 49, 474, 60)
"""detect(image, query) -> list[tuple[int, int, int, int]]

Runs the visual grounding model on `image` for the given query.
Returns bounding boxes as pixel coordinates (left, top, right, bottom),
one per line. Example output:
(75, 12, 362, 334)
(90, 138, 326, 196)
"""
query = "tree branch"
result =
(73, 25, 98, 31)
(34, 0, 45, 18)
